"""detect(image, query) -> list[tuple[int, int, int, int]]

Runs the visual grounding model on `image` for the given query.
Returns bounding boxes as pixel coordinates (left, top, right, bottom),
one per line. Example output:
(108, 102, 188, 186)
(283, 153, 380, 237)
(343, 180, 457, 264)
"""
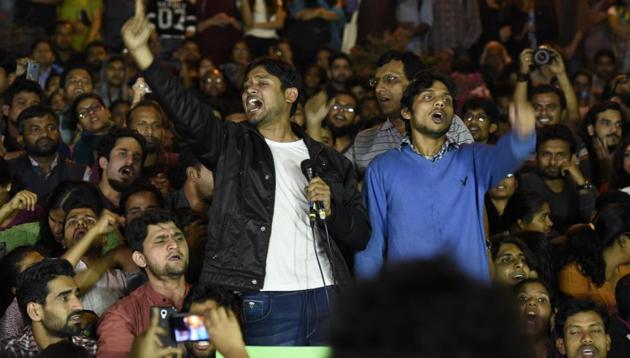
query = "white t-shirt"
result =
(244, 0, 278, 39)
(75, 260, 128, 316)
(262, 138, 334, 291)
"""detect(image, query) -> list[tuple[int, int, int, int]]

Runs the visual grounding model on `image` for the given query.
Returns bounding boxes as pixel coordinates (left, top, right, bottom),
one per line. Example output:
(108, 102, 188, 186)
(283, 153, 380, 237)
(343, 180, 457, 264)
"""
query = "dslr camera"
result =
(533, 47, 554, 66)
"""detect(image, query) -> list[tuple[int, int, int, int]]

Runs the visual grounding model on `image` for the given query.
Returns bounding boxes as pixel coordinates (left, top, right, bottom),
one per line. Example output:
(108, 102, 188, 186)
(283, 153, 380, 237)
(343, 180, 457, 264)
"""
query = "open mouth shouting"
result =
(578, 345, 599, 358)
(510, 270, 527, 283)
(537, 116, 552, 125)
(168, 252, 184, 262)
(430, 109, 447, 124)
(119, 166, 134, 180)
(245, 96, 264, 115)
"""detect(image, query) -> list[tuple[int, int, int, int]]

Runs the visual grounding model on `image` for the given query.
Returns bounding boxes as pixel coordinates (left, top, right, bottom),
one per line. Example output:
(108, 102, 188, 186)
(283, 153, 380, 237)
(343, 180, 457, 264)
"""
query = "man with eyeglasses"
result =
(7, 105, 90, 201)
(58, 63, 95, 144)
(308, 91, 360, 154)
(461, 97, 501, 145)
(344, 50, 473, 178)
(355, 70, 536, 282)
(71, 93, 115, 168)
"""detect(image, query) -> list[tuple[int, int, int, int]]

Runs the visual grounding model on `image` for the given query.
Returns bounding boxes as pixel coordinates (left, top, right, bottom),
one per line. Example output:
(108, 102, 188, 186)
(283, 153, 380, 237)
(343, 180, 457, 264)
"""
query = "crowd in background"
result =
(0, 0, 629, 357)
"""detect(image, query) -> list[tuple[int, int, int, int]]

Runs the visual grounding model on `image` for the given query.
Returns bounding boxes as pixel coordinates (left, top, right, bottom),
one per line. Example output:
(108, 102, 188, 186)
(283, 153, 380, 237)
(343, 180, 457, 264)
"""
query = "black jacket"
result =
(143, 61, 371, 291)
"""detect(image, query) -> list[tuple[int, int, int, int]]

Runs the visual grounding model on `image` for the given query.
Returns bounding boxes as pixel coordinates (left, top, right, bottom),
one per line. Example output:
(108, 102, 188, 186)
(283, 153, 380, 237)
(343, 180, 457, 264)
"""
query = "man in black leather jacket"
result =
(122, 1, 370, 346)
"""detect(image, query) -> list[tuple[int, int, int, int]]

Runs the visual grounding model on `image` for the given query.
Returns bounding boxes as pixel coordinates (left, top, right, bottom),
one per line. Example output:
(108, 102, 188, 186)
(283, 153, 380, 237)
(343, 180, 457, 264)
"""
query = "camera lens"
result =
(533, 49, 551, 66)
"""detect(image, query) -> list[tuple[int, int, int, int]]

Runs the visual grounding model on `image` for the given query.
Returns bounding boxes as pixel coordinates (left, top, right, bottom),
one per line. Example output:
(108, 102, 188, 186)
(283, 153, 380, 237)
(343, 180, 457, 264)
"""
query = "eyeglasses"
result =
(369, 74, 401, 88)
(65, 215, 97, 228)
(77, 102, 104, 119)
(463, 113, 490, 123)
(204, 77, 223, 84)
(331, 103, 355, 113)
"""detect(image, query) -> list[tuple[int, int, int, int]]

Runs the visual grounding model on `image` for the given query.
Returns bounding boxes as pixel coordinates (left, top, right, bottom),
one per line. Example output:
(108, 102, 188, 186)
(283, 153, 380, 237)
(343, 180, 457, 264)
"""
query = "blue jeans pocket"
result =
(241, 295, 272, 323)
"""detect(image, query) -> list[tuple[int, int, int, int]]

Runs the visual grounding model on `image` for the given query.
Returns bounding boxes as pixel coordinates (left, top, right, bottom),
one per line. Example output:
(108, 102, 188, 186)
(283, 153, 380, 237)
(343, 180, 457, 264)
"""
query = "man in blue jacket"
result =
(355, 71, 536, 282)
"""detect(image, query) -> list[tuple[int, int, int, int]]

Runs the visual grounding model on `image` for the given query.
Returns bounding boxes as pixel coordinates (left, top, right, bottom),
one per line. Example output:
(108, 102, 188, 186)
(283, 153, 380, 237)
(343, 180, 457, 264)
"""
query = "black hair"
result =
(71, 92, 106, 123)
(329, 52, 353, 68)
(563, 204, 630, 287)
(16, 258, 75, 323)
(110, 98, 131, 111)
(16, 105, 59, 134)
(60, 62, 94, 89)
(84, 40, 106, 53)
(571, 69, 593, 88)
(61, 183, 105, 223)
(125, 209, 180, 253)
(36, 181, 98, 257)
(125, 99, 166, 128)
(96, 127, 147, 165)
(0, 246, 43, 315)
(535, 124, 577, 154)
(330, 258, 533, 358)
(332, 89, 358, 105)
(0, 53, 16, 75)
(3, 78, 45, 108)
(554, 299, 609, 338)
(513, 278, 557, 311)
(38, 339, 91, 358)
(490, 235, 536, 265)
(119, 183, 164, 216)
(582, 101, 622, 130)
(244, 57, 302, 116)
(182, 282, 239, 313)
(610, 134, 630, 190)
(529, 84, 567, 111)
(513, 231, 556, 291)
(54, 20, 73, 34)
(616, 274, 630, 320)
(593, 49, 616, 64)
(30, 39, 54, 53)
(400, 70, 457, 111)
(503, 191, 549, 231)
(375, 50, 427, 81)
(460, 96, 500, 124)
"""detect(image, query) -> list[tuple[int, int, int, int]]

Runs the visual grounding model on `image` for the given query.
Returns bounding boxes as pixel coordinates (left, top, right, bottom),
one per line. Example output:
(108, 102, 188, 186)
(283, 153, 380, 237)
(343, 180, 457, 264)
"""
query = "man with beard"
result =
(580, 101, 624, 188)
(122, 1, 369, 346)
(344, 50, 472, 178)
(7, 106, 89, 200)
(1, 79, 46, 158)
(96, 128, 146, 213)
(126, 100, 178, 194)
(95, 55, 132, 108)
(98, 209, 191, 357)
(0, 258, 97, 355)
(355, 70, 536, 282)
(520, 124, 596, 234)
(307, 91, 359, 154)
(555, 299, 611, 358)
(164, 152, 212, 217)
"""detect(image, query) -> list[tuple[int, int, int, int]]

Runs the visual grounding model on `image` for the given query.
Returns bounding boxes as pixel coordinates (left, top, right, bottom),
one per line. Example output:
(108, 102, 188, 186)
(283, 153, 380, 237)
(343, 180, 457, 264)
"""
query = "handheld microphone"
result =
(300, 159, 326, 221)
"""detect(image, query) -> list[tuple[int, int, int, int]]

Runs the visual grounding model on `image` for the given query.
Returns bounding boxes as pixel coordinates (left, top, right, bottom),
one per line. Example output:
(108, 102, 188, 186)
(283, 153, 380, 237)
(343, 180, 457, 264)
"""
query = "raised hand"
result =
(510, 97, 536, 140)
(203, 307, 247, 358)
(8, 190, 37, 211)
(94, 210, 123, 236)
(519, 48, 533, 75)
(121, 0, 154, 70)
(131, 307, 184, 358)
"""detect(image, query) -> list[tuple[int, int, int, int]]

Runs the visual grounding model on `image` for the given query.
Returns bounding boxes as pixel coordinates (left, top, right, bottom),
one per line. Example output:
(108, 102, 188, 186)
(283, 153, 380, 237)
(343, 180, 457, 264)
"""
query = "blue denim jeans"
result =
(240, 286, 335, 346)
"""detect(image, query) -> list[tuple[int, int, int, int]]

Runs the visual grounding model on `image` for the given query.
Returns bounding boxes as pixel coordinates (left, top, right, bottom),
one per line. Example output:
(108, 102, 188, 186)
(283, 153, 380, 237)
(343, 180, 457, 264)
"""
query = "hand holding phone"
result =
(26, 61, 40, 82)
(131, 307, 183, 358)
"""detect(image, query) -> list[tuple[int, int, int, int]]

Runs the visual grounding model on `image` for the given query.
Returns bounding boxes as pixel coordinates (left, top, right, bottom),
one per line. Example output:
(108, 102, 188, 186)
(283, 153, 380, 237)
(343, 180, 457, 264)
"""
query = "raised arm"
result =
(122, 0, 227, 168)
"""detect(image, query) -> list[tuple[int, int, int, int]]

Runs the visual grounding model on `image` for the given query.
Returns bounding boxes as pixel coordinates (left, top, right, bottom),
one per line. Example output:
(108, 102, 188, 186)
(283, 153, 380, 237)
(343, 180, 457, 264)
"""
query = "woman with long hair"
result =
(558, 204, 630, 311)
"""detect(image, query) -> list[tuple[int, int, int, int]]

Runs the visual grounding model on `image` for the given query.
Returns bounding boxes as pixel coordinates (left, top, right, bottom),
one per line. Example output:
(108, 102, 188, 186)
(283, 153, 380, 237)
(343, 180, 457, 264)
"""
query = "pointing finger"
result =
(136, 0, 145, 18)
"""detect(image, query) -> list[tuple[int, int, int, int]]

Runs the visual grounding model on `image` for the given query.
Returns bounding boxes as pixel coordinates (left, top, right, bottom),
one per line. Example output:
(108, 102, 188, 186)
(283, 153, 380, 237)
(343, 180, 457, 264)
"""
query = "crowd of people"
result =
(0, 0, 630, 357)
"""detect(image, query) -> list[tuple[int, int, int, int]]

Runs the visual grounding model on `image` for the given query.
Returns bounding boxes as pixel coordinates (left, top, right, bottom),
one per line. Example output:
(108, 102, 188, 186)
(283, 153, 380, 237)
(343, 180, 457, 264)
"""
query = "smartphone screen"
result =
(26, 62, 40, 82)
(169, 313, 210, 343)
